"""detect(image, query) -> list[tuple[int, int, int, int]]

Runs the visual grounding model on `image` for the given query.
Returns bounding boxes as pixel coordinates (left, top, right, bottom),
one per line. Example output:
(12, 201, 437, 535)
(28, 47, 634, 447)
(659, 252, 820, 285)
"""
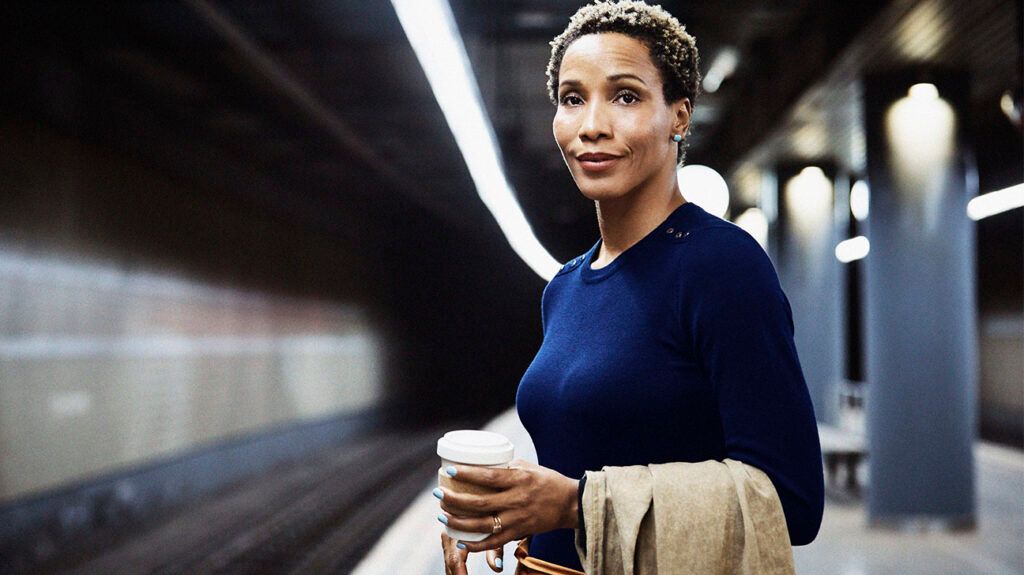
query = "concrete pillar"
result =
(771, 162, 844, 427)
(862, 68, 977, 530)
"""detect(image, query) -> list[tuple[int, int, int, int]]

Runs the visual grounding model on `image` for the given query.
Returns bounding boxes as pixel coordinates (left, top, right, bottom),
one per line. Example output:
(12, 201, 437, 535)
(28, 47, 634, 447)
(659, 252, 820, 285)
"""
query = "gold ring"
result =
(491, 514, 503, 534)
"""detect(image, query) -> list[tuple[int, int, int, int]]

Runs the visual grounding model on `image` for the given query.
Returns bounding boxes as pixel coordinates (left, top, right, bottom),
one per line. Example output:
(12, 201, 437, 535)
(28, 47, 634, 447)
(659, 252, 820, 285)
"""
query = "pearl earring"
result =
(672, 134, 682, 142)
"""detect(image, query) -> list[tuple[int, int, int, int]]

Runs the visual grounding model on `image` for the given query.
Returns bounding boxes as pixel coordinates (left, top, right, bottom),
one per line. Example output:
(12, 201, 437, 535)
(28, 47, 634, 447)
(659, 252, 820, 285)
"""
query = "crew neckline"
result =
(580, 201, 701, 283)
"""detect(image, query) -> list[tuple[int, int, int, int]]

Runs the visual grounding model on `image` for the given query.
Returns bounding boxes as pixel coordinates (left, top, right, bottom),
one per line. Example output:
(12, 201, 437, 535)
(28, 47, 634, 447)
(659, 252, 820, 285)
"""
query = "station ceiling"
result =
(2, 0, 1020, 262)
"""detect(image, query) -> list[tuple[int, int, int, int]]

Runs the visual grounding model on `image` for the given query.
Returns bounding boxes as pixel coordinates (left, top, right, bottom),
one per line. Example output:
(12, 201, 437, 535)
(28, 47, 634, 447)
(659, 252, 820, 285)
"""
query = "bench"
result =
(818, 424, 868, 494)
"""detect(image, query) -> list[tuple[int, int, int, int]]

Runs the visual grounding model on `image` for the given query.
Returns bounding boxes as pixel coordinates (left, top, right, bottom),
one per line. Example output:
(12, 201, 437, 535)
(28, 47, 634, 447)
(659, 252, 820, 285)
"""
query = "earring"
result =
(672, 134, 682, 142)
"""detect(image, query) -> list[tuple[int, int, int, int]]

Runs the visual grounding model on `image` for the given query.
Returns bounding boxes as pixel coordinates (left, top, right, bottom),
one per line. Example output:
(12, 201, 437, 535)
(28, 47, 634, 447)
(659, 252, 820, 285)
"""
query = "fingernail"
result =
(456, 542, 466, 549)
(432, 487, 444, 499)
(437, 514, 448, 525)
(496, 557, 503, 569)
(446, 466, 457, 477)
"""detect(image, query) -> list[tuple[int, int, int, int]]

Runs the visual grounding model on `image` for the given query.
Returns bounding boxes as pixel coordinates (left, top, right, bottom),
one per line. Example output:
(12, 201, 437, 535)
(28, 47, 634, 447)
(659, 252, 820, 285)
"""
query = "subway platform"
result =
(19, 408, 1022, 574)
(355, 408, 1024, 575)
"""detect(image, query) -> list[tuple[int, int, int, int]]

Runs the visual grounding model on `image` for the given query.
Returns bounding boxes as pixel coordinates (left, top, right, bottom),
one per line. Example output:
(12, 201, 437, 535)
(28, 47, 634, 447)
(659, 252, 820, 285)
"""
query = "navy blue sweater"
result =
(515, 201, 824, 571)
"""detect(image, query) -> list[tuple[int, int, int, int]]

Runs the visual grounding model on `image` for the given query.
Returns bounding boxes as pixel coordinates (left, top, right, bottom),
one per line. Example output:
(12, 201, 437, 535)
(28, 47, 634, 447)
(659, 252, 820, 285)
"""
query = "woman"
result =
(436, 1, 824, 573)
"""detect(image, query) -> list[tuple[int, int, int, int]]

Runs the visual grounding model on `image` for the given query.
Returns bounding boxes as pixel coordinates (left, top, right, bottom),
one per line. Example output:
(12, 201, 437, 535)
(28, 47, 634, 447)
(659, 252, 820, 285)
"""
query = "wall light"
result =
(1001, 89, 1022, 127)
(967, 183, 1024, 220)
(390, 0, 560, 280)
(908, 82, 939, 100)
(784, 166, 833, 240)
(885, 81, 956, 234)
(850, 180, 870, 221)
(702, 47, 739, 94)
(678, 164, 730, 218)
(835, 236, 870, 263)
(734, 207, 769, 250)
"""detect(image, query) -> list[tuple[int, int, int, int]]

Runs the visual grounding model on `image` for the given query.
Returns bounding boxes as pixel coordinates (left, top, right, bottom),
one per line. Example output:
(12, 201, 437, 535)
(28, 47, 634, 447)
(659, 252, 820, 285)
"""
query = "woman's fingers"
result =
(441, 532, 470, 575)
(441, 529, 509, 572)
(486, 546, 505, 572)
(445, 463, 520, 490)
(457, 530, 520, 554)
(439, 510, 493, 535)
(438, 510, 523, 551)
(437, 486, 514, 517)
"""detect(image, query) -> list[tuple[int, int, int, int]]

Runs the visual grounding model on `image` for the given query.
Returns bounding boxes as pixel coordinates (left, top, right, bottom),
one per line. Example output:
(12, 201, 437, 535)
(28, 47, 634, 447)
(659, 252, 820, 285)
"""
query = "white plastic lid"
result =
(437, 430, 514, 465)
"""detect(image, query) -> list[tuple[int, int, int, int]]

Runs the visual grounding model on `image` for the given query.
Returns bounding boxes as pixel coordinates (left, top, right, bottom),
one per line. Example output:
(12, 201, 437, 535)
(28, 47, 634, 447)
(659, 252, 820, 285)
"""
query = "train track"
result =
(48, 424, 450, 574)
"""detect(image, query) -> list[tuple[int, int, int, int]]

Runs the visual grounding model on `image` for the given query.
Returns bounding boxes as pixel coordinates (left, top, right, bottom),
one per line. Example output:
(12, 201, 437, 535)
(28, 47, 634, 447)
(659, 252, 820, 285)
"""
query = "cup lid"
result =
(437, 430, 514, 465)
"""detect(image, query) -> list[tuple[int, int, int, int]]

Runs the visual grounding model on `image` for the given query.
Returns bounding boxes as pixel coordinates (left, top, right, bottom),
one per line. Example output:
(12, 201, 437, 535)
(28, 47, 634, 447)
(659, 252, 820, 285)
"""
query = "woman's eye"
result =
(559, 92, 637, 106)
(617, 92, 639, 104)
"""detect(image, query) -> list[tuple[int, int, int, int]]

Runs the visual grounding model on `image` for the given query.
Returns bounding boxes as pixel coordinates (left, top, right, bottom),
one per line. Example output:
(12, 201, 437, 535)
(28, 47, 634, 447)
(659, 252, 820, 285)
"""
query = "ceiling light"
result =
(835, 236, 870, 263)
(967, 183, 1024, 220)
(702, 47, 739, 93)
(390, 0, 560, 280)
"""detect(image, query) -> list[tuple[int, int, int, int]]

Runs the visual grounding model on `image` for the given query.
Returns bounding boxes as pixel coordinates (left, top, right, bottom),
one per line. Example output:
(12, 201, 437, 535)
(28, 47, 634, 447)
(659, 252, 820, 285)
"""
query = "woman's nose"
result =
(579, 102, 611, 141)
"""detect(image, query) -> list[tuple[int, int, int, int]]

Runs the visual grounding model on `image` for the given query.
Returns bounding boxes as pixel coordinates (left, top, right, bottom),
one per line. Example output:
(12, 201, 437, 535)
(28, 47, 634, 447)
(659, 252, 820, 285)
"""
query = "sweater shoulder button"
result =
(670, 229, 692, 242)
(557, 257, 583, 275)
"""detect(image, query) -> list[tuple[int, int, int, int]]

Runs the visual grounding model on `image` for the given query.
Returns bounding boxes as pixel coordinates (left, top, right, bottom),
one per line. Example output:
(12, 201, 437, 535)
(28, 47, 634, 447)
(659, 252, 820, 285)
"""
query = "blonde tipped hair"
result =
(546, 1, 701, 165)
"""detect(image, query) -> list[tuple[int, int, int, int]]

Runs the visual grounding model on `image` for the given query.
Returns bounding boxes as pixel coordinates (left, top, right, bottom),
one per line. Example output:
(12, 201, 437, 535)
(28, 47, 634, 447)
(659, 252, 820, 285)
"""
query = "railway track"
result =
(42, 424, 451, 574)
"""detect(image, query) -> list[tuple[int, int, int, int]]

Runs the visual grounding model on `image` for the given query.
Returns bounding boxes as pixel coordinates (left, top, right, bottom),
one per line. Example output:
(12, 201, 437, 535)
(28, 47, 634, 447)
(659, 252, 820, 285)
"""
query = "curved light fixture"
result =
(391, 0, 561, 280)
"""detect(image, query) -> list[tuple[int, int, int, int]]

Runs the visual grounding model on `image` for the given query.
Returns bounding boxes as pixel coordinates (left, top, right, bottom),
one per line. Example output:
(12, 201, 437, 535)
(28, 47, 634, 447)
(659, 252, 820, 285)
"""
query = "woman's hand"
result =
(440, 531, 504, 575)
(436, 458, 579, 561)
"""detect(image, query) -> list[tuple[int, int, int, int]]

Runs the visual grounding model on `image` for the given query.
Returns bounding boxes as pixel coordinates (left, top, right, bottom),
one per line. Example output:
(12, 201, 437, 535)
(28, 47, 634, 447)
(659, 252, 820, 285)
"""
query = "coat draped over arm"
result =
(574, 459, 796, 575)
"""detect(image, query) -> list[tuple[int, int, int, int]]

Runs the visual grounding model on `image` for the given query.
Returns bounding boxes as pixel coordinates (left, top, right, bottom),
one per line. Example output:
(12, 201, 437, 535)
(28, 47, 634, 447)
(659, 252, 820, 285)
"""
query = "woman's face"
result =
(553, 32, 689, 202)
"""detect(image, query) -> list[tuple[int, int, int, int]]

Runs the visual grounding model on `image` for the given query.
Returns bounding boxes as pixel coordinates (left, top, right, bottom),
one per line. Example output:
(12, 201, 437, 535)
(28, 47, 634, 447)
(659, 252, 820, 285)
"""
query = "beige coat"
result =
(573, 458, 796, 575)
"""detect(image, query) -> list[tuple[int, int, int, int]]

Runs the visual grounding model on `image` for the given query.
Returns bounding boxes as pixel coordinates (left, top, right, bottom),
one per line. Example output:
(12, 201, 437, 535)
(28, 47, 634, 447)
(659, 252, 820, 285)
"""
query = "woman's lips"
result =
(578, 156, 620, 173)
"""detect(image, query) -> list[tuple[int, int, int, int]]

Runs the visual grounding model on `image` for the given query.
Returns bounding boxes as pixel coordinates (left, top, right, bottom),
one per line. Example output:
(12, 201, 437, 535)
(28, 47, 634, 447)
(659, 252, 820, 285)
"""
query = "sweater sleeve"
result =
(683, 226, 824, 546)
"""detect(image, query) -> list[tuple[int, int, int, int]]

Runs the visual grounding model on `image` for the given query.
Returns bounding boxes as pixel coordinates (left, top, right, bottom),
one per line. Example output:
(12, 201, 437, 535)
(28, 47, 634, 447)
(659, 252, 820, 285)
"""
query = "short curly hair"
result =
(546, 0, 701, 166)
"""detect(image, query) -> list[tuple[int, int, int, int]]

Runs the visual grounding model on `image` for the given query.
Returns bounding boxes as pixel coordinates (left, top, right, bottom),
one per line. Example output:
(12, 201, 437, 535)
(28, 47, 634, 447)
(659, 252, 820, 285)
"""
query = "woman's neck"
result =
(594, 184, 687, 265)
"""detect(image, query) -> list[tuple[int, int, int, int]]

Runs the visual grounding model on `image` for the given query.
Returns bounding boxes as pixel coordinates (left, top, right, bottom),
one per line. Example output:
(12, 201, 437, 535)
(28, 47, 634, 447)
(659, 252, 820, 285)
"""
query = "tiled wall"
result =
(0, 246, 383, 503)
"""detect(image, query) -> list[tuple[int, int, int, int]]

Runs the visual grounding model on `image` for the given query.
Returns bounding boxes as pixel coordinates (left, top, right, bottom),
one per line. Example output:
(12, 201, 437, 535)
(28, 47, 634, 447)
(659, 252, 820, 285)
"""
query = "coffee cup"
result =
(436, 430, 515, 542)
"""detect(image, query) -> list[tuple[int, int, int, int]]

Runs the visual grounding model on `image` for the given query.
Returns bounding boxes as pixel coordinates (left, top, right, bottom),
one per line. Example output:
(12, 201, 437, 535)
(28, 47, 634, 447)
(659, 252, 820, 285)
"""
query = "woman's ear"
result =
(673, 97, 692, 137)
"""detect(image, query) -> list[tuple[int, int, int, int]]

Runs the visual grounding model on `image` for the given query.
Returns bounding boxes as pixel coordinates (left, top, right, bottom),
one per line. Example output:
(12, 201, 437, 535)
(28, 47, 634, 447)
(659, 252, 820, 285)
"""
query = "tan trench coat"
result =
(572, 458, 797, 575)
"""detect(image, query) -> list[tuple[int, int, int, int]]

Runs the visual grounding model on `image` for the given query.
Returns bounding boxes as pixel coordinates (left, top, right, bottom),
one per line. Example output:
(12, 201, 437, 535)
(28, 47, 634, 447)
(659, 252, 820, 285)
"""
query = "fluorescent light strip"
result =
(702, 47, 738, 93)
(835, 236, 870, 263)
(390, 0, 561, 280)
(967, 183, 1024, 220)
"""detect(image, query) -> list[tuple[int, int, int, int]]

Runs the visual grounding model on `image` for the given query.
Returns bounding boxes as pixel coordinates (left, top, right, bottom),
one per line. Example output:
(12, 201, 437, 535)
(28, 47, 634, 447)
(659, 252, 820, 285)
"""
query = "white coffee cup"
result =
(436, 430, 515, 542)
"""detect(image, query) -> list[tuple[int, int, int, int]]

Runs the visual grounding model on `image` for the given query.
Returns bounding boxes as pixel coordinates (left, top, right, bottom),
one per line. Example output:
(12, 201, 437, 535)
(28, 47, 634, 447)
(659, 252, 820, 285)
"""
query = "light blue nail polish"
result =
(456, 542, 466, 549)
(446, 466, 457, 477)
(496, 557, 503, 569)
(432, 487, 444, 499)
(437, 514, 448, 525)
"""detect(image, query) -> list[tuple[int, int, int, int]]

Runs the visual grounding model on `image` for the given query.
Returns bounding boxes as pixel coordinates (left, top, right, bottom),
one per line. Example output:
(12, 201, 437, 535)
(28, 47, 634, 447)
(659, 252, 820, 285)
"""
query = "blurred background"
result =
(0, 0, 1020, 573)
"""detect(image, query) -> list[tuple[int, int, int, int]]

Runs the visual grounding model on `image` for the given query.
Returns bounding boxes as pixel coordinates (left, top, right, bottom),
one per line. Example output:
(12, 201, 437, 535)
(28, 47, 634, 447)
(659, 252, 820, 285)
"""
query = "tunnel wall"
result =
(0, 114, 387, 504)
